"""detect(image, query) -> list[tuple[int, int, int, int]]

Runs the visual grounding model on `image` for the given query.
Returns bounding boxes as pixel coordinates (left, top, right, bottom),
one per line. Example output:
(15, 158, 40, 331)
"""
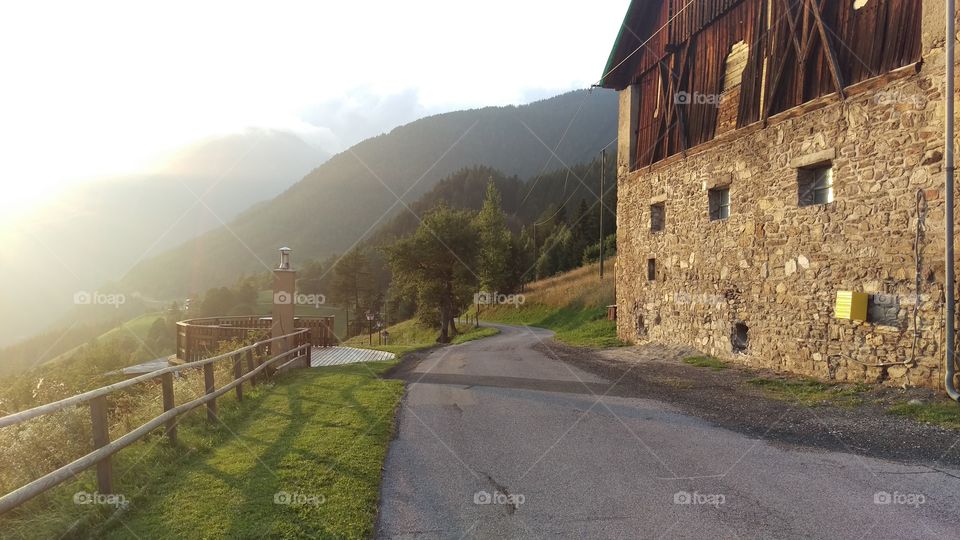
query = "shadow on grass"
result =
(91, 365, 403, 539)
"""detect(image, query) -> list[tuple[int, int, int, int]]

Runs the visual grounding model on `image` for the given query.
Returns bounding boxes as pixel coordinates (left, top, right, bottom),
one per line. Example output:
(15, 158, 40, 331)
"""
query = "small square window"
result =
(647, 258, 657, 281)
(650, 203, 665, 232)
(709, 187, 730, 221)
(798, 165, 834, 206)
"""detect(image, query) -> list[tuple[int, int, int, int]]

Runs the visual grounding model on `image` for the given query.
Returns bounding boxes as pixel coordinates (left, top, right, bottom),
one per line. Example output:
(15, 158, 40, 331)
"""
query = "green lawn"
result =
(96, 363, 403, 539)
(0, 362, 404, 539)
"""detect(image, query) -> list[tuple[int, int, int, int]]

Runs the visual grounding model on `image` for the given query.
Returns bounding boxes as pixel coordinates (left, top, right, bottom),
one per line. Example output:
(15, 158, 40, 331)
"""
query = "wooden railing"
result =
(176, 316, 335, 362)
(0, 330, 311, 516)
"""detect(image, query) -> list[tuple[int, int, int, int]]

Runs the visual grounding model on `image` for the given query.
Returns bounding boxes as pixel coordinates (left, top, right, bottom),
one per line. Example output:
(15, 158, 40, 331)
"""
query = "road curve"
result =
(376, 323, 960, 539)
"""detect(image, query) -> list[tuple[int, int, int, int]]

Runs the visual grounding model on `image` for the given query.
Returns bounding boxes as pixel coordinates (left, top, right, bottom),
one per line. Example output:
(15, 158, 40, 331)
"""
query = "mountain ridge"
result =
(121, 89, 618, 297)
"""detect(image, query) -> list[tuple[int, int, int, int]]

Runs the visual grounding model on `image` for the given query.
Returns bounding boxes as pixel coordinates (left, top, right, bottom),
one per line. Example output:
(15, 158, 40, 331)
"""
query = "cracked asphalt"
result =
(375, 323, 960, 539)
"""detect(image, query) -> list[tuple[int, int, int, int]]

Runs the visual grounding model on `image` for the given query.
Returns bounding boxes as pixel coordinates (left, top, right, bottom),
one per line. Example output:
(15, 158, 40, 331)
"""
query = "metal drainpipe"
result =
(946, 0, 960, 401)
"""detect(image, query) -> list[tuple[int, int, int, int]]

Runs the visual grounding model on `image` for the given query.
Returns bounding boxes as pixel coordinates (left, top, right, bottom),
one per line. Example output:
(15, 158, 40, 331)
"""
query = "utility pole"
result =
(532, 223, 538, 280)
(599, 149, 606, 279)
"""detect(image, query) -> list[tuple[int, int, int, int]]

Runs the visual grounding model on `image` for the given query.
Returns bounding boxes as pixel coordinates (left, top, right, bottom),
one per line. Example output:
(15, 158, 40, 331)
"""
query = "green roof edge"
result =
(600, 1, 639, 89)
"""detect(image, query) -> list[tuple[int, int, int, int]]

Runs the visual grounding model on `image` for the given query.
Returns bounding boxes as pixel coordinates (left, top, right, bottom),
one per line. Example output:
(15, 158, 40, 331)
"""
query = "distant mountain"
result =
(0, 128, 328, 347)
(121, 89, 618, 297)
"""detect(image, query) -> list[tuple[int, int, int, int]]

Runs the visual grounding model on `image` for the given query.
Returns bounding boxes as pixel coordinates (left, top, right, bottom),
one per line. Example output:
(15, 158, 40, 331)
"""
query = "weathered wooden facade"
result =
(603, 1, 958, 389)
(602, 0, 923, 168)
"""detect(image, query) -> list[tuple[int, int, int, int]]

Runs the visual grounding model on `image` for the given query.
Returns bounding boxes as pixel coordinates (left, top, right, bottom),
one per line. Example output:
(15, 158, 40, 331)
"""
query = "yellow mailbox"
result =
(835, 291, 868, 321)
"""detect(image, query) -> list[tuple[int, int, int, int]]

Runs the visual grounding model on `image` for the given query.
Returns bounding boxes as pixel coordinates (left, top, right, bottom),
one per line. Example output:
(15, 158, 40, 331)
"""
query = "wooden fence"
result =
(0, 330, 312, 516)
(176, 316, 335, 362)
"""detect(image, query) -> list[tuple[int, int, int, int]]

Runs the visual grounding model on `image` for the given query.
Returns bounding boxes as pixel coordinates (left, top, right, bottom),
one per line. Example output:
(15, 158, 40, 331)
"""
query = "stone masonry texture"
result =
(616, 13, 960, 389)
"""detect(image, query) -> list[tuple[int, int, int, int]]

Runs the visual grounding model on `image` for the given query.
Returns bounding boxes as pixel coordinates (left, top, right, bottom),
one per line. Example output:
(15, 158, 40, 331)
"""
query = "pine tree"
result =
(476, 178, 512, 293)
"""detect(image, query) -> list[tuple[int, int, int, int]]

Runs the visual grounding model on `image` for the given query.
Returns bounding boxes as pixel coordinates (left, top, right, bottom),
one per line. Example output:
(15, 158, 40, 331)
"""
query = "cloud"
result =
(299, 88, 434, 153)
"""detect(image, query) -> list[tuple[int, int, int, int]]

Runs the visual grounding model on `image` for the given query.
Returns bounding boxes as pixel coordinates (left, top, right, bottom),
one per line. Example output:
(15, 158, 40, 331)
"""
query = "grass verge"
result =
(482, 304, 622, 348)
(478, 260, 624, 348)
(343, 319, 499, 356)
(747, 377, 870, 407)
(683, 356, 728, 370)
(0, 362, 403, 540)
(887, 401, 960, 430)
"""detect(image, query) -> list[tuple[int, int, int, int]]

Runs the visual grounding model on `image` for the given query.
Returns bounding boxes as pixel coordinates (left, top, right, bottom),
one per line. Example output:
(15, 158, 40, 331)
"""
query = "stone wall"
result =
(615, 42, 960, 388)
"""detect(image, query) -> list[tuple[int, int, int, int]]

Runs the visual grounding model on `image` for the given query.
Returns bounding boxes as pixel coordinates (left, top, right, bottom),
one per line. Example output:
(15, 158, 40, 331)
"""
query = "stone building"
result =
(600, 0, 958, 388)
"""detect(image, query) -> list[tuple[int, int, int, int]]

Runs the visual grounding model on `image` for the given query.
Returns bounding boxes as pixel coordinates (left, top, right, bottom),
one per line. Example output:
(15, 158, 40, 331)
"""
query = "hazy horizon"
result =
(0, 0, 630, 217)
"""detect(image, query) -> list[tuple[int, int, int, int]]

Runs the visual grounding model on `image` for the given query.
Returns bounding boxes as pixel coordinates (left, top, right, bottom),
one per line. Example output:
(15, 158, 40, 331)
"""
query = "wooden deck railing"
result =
(176, 316, 335, 362)
(0, 330, 312, 516)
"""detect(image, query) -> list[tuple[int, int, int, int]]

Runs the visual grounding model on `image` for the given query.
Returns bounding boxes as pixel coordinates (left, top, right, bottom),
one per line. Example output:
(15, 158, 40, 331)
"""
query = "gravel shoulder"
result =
(537, 340, 960, 469)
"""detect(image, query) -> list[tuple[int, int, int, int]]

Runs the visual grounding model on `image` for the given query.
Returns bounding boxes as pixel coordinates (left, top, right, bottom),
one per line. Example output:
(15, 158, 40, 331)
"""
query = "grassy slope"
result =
(478, 260, 623, 348)
(343, 319, 499, 356)
(97, 312, 165, 344)
(0, 363, 404, 540)
(42, 312, 167, 366)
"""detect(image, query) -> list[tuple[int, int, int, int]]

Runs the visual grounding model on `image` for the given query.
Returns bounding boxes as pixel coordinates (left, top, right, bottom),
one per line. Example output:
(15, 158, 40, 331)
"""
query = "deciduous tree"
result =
(387, 204, 479, 343)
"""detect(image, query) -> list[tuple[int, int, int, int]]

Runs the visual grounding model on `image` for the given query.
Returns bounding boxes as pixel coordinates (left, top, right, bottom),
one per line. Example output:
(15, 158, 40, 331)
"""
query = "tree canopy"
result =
(387, 205, 479, 343)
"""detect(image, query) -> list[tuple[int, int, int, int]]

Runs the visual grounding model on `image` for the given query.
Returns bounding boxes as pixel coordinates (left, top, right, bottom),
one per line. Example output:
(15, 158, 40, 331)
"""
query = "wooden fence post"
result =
(233, 353, 243, 401)
(203, 363, 217, 421)
(90, 396, 113, 494)
(161, 372, 177, 444)
(246, 349, 256, 386)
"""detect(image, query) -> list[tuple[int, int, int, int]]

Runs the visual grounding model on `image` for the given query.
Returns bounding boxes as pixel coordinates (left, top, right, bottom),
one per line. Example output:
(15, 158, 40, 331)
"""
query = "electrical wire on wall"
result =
(829, 189, 928, 369)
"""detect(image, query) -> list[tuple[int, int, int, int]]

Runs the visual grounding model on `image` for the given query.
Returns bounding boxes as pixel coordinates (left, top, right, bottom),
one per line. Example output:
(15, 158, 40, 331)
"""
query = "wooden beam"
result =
(779, 0, 803, 58)
(763, 34, 792, 121)
(808, 0, 846, 98)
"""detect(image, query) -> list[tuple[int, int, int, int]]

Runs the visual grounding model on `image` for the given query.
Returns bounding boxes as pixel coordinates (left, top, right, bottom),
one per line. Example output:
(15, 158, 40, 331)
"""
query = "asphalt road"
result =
(376, 324, 960, 539)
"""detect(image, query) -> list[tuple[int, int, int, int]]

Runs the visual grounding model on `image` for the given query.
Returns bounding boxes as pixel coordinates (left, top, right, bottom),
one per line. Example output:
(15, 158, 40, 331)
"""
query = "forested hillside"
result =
(121, 90, 617, 297)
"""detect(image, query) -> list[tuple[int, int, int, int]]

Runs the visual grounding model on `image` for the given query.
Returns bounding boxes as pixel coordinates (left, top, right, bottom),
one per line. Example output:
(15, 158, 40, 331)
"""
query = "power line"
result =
(596, 0, 699, 87)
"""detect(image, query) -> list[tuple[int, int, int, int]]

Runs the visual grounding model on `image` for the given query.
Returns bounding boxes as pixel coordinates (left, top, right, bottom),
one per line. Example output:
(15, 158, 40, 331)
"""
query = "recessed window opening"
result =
(709, 187, 730, 221)
(798, 164, 834, 206)
(732, 322, 749, 353)
(650, 203, 665, 232)
(647, 258, 657, 281)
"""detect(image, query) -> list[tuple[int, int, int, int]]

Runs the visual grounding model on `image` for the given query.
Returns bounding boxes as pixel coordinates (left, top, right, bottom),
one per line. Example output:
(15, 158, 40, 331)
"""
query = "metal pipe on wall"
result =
(946, 0, 959, 401)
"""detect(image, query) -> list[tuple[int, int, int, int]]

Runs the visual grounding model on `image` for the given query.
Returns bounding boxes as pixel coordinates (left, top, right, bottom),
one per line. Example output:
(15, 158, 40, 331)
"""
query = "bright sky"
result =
(0, 0, 629, 215)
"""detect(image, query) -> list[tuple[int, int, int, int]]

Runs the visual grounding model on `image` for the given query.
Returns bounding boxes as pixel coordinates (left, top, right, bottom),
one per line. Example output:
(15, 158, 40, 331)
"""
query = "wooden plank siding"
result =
(612, 0, 921, 169)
